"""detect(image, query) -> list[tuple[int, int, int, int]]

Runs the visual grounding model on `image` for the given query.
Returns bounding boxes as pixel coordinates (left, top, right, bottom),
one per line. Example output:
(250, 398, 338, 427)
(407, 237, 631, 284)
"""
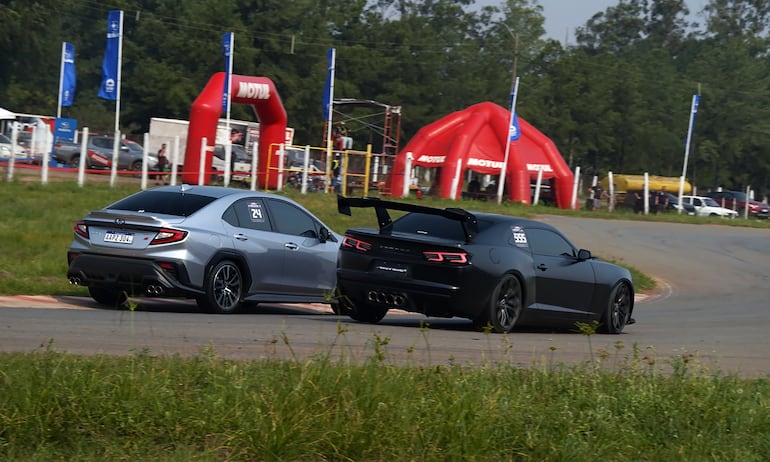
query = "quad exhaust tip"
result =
(367, 290, 406, 307)
(68, 276, 82, 285)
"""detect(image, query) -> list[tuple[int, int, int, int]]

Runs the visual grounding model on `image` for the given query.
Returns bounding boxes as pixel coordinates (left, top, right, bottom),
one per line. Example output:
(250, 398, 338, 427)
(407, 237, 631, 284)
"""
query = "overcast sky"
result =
(480, 0, 707, 44)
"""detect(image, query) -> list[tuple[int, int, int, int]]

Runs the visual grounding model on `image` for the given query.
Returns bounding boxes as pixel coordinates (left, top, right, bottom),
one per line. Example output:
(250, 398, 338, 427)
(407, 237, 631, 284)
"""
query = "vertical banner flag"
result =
(689, 95, 700, 134)
(61, 42, 76, 107)
(98, 10, 122, 100)
(510, 113, 521, 141)
(684, 94, 700, 161)
(509, 84, 521, 141)
(322, 48, 335, 121)
(222, 32, 234, 113)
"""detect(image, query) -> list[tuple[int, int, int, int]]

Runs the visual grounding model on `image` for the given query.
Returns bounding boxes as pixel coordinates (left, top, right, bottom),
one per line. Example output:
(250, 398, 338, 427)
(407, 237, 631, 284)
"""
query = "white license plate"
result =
(104, 231, 134, 244)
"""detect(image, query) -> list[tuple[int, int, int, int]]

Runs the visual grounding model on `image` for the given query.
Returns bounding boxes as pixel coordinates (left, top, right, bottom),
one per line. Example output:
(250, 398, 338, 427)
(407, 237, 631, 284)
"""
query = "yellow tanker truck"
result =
(600, 174, 691, 194)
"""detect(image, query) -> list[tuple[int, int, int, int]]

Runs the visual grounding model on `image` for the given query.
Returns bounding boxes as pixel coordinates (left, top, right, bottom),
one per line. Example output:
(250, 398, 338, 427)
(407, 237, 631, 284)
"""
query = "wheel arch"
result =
(503, 268, 532, 308)
(203, 250, 253, 293)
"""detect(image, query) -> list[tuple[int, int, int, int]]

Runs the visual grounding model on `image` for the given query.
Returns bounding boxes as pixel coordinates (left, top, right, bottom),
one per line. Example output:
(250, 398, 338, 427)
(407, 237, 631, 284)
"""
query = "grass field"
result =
(1, 345, 769, 461)
(2, 178, 769, 460)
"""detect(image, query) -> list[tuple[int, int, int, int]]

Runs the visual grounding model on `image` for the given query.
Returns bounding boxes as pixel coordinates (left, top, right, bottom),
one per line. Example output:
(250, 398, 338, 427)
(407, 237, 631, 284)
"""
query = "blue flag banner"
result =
(508, 77, 521, 141)
(61, 42, 76, 107)
(222, 32, 233, 113)
(322, 48, 335, 120)
(98, 10, 122, 100)
(690, 94, 700, 130)
(509, 112, 521, 141)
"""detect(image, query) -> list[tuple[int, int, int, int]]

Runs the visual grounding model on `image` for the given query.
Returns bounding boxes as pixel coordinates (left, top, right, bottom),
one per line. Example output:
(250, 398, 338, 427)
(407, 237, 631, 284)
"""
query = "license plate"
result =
(104, 231, 134, 244)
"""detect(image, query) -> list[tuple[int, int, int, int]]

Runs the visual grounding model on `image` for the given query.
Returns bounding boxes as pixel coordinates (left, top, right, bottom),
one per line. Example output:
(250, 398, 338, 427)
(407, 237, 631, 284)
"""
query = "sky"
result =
(483, 0, 707, 44)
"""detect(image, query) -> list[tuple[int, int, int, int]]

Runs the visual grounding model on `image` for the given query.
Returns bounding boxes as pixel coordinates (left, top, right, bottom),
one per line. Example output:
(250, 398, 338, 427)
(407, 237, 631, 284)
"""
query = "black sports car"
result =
(335, 196, 634, 334)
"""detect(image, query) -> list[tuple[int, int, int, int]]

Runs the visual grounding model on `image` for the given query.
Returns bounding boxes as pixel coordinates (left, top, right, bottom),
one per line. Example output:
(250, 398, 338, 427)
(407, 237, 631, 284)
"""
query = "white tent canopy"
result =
(0, 107, 16, 120)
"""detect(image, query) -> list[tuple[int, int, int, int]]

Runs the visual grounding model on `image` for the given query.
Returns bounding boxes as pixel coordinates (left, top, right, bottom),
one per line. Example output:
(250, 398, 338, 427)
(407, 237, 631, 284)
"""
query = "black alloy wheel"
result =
(480, 274, 523, 333)
(600, 282, 632, 334)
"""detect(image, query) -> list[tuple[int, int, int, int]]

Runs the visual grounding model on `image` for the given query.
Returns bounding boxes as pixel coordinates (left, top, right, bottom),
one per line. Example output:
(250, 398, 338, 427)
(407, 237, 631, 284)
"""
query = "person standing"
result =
(633, 191, 644, 214)
(330, 154, 341, 192)
(467, 176, 481, 199)
(653, 187, 669, 214)
(155, 143, 169, 185)
(589, 184, 606, 211)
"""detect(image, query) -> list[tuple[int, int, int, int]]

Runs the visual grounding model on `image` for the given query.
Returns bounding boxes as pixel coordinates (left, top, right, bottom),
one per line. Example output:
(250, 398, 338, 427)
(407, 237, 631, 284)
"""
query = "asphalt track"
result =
(1, 216, 768, 376)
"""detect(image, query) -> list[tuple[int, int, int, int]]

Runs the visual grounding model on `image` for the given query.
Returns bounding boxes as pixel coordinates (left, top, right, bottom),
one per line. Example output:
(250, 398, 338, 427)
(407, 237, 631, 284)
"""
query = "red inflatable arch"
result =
(386, 102, 574, 209)
(183, 72, 287, 187)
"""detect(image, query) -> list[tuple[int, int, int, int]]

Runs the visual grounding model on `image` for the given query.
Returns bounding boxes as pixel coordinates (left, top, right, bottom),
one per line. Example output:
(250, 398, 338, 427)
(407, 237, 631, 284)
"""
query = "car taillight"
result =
(74, 221, 89, 238)
(150, 228, 187, 245)
(423, 251, 469, 264)
(342, 236, 372, 252)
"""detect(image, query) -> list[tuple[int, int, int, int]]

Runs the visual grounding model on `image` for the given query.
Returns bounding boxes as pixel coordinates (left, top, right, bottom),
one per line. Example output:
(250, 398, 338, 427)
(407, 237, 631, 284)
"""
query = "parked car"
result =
(67, 185, 342, 314)
(660, 191, 696, 215)
(0, 133, 30, 159)
(704, 190, 769, 219)
(54, 136, 158, 171)
(680, 195, 739, 218)
(334, 196, 634, 334)
(284, 147, 326, 172)
(212, 144, 252, 181)
(620, 190, 696, 215)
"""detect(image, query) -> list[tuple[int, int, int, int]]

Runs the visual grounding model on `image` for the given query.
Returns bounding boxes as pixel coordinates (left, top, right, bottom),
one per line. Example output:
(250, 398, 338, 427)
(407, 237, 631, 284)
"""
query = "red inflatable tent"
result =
(386, 102, 574, 209)
(183, 72, 287, 187)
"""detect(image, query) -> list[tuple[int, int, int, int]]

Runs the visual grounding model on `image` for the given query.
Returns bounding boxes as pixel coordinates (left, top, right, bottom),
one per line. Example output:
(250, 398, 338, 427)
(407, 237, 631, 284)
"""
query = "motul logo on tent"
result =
(526, 163, 553, 172)
(417, 155, 445, 163)
(467, 158, 504, 169)
(236, 82, 271, 100)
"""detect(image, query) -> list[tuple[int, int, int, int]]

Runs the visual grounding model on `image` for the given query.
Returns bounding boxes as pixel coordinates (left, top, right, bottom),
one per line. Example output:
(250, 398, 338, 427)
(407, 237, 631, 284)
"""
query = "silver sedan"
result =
(67, 185, 341, 313)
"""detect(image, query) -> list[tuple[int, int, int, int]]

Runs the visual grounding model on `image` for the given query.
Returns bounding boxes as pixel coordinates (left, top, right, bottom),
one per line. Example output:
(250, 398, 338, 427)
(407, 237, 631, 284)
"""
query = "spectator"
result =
(155, 143, 169, 185)
(330, 154, 341, 192)
(653, 187, 669, 214)
(589, 184, 606, 211)
(467, 176, 481, 199)
(633, 191, 644, 214)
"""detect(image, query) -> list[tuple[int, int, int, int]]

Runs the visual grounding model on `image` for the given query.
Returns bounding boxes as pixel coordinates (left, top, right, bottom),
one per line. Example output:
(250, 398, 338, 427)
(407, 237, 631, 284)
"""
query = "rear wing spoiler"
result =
(337, 195, 479, 241)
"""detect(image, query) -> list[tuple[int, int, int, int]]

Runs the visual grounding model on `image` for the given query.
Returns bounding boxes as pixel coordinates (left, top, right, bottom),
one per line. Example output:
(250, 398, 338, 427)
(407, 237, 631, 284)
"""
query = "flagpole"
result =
(678, 94, 700, 213)
(324, 48, 336, 193)
(109, 11, 124, 187)
(57, 42, 66, 119)
(497, 76, 519, 204)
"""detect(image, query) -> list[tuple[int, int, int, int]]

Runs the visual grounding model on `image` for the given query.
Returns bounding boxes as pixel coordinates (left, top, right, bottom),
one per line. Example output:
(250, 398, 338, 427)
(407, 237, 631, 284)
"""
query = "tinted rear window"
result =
(391, 213, 467, 241)
(107, 191, 218, 217)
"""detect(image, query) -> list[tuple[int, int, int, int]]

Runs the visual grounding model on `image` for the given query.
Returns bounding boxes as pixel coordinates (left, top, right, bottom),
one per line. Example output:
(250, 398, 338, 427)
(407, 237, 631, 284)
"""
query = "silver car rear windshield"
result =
(107, 191, 218, 217)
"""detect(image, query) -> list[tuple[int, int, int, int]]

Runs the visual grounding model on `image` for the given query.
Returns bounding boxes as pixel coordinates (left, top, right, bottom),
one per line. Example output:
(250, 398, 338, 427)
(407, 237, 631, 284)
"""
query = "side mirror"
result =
(577, 249, 592, 261)
(318, 226, 329, 243)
